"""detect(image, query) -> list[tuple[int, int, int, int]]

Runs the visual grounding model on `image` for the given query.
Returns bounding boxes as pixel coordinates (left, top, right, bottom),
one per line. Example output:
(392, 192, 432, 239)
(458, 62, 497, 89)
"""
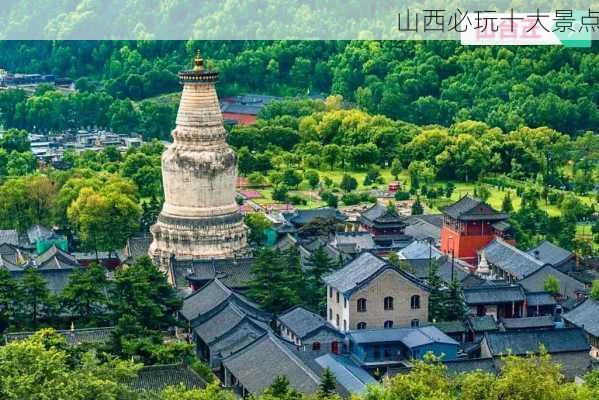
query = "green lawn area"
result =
(243, 168, 594, 217)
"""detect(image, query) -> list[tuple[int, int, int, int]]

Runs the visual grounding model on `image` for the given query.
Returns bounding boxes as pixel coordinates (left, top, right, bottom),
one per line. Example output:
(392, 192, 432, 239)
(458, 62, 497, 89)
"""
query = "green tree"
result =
(443, 279, 466, 321)
(427, 262, 445, 322)
(501, 192, 514, 213)
(111, 256, 182, 357)
(0, 128, 30, 153)
(590, 280, 599, 301)
(318, 368, 337, 399)
(19, 268, 51, 328)
(248, 248, 302, 314)
(390, 159, 402, 180)
(543, 276, 560, 296)
(0, 269, 20, 333)
(61, 264, 109, 323)
(340, 174, 358, 192)
(305, 170, 320, 190)
(0, 329, 140, 400)
(411, 197, 424, 215)
(245, 213, 272, 246)
(264, 375, 300, 400)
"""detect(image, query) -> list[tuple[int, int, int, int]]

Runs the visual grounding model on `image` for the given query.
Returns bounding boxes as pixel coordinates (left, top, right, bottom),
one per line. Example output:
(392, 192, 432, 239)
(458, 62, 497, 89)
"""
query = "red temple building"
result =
(439, 196, 512, 265)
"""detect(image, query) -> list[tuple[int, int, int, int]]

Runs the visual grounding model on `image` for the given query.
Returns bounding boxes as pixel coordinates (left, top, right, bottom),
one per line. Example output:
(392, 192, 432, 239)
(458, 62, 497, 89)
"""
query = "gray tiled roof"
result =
(315, 354, 376, 394)
(35, 245, 80, 270)
(283, 207, 347, 226)
(323, 252, 428, 295)
(349, 326, 459, 347)
(124, 234, 152, 262)
(440, 196, 507, 221)
(333, 232, 376, 252)
(404, 215, 442, 242)
(193, 303, 246, 344)
(223, 334, 321, 395)
(501, 316, 555, 330)
(0, 229, 28, 248)
(26, 225, 54, 244)
(180, 279, 232, 321)
(519, 265, 586, 300)
(360, 203, 406, 225)
(322, 252, 387, 293)
(484, 328, 590, 356)
(5, 327, 114, 345)
(398, 241, 444, 260)
(433, 320, 467, 334)
(563, 298, 599, 338)
(173, 258, 254, 290)
(124, 364, 206, 392)
(527, 241, 573, 267)
(482, 238, 546, 279)
(463, 285, 525, 305)
(467, 315, 499, 332)
(525, 292, 557, 307)
(278, 306, 329, 339)
(209, 320, 267, 360)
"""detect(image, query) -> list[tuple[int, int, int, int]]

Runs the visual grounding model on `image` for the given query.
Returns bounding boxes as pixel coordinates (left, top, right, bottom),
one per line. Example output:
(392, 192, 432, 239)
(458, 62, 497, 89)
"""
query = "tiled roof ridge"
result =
(207, 314, 263, 346)
(489, 237, 546, 267)
(269, 333, 322, 384)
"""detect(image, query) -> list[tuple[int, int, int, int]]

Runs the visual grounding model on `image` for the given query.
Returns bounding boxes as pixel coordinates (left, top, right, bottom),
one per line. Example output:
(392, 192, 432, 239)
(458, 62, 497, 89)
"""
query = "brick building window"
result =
(336, 291, 340, 303)
(357, 322, 367, 330)
(384, 320, 394, 328)
(312, 342, 321, 351)
(384, 296, 394, 310)
(336, 314, 340, 327)
(329, 308, 332, 320)
(411, 319, 420, 327)
(357, 298, 367, 312)
(410, 295, 420, 309)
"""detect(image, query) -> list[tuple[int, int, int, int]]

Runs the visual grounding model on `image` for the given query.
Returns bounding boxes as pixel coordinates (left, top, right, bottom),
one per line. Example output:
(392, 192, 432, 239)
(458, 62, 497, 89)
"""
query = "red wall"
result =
(440, 226, 496, 265)
(223, 112, 257, 125)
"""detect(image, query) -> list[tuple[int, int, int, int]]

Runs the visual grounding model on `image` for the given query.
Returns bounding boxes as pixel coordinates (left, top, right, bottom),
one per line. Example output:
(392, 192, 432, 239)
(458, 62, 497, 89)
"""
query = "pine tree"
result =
(248, 248, 301, 314)
(502, 192, 514, 213)
(305, 246, 337, 312)
(318, 368, 337, 398)
(411, 196, 424, 215)
(265, 375, 300, 400)
(61, 263, 109, 323)
(19, 268, 51, 328)
(426, 262, 445, 322)
(0, 268, 20, 332)
(443, 279, 466, 321)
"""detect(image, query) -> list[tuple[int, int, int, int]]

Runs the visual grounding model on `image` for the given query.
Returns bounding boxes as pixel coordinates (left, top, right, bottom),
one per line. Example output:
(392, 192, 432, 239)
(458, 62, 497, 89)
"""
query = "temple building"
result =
(149, 52, 249, 281)
(439, 196, 511, 265)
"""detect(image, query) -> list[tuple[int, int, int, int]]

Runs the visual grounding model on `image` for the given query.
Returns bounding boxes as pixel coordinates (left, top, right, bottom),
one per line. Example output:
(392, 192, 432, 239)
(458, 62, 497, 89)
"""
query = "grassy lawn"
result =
(242, 168, 594, 217)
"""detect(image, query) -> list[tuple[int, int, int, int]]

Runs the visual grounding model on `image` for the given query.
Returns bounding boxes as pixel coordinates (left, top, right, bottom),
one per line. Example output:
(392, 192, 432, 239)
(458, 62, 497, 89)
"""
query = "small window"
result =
(410, 295, 420, 310)
(344, 298, 347, 308)
(357, 322, 367, 330)
(373, 345, 381, 360)
(384, 320, 394, 329)
(357, 298, 367, 312)
(384, 296, 394, 310)
(329, 287, 333, 298)
(411, 319, 419, 327)
(329, 308, 333, 320)
(336, 314, 340, 327)
(336, 291, 340, 303)
(312, 342, 321, 351)
(343, 319, 347, 331)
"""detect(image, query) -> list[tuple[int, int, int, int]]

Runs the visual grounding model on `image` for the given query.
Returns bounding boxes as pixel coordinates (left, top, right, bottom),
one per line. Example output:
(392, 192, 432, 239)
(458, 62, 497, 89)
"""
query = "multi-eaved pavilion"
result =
(439, 196, 511, 265)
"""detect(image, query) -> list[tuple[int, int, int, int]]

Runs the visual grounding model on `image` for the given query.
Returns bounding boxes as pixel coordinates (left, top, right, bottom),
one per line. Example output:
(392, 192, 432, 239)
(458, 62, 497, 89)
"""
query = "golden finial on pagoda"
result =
(193, 49, 204, 72)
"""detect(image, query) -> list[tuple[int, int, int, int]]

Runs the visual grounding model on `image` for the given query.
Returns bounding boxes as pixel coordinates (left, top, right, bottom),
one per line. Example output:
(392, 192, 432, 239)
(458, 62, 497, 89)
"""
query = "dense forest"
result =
(0, 41, 597, 136)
